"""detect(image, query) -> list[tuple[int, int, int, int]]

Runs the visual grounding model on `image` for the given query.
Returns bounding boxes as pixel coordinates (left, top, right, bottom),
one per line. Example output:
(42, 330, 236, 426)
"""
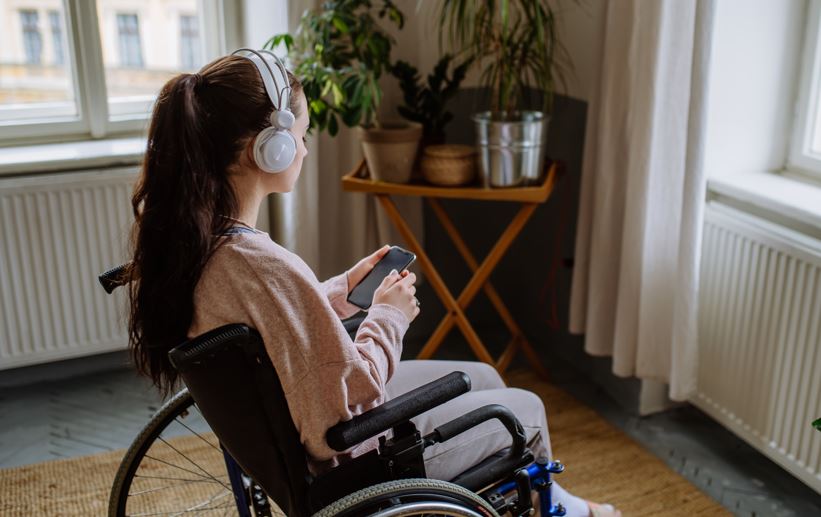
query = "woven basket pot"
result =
(420, 145, 477, 187)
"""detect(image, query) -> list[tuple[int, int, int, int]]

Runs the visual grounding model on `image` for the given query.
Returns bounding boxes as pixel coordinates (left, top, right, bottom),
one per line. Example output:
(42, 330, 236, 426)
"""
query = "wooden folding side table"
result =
(342, 160, 558, 379)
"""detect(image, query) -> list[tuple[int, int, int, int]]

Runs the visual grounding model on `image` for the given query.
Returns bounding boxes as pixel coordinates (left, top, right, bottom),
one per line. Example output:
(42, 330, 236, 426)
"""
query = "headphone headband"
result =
(259, 49, 292, 111)
(231, 48, 291, 112)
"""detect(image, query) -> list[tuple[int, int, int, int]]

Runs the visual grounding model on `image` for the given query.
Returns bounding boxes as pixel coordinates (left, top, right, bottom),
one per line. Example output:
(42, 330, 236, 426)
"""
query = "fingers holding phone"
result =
(348, 244, 391, 289)
(347, 245, 416, 310)
(373, 269, 420, 322)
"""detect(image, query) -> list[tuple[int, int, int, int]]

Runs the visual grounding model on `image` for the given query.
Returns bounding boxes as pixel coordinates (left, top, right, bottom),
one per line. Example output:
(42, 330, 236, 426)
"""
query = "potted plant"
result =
(392, 54, 476, 186)
(438, 0, 568, 188)
(392, 54, 472, 147)
(268, 0, 422, 183)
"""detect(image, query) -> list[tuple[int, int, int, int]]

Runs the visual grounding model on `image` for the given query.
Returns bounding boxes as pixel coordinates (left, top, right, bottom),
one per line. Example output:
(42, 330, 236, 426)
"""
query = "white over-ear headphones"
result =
(232, 48, 296, 173)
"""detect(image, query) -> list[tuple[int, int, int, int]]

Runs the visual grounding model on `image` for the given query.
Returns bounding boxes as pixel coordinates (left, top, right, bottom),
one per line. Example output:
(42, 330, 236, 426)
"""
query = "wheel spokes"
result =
(121, 399, 283, 516)
(125, 403, 236, 515)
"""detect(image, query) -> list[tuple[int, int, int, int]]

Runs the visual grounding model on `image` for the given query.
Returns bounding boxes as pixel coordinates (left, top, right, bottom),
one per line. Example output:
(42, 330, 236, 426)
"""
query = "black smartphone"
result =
(347, 246, 416, 310)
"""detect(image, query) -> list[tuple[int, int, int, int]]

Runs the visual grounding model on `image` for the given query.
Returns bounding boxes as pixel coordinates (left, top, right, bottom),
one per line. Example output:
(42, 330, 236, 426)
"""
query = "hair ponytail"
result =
(128, 56, 303, 396)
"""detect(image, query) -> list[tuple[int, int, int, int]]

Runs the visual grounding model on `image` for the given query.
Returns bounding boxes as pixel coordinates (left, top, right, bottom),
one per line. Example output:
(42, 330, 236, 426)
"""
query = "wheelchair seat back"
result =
(168, 324, 312, 517)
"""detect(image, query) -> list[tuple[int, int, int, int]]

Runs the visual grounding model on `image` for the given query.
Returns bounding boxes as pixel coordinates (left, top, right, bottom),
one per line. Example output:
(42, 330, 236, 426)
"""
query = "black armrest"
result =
(326, 371, 471, 452)
(430, 404, 526, 456)
(427, 404, 530, 491)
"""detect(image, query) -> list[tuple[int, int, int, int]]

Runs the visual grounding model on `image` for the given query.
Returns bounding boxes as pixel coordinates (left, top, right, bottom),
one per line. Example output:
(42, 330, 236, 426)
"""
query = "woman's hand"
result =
(373, 270, 419, 322)
(347, 245, 391, 291)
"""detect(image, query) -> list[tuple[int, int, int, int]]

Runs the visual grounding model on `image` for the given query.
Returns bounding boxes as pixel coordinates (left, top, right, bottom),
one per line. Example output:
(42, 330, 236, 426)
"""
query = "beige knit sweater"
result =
(189, 230, 409, 472)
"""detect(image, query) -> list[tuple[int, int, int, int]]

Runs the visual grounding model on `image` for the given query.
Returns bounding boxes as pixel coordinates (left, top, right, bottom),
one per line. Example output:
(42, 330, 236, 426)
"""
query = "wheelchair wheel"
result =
(312, 478, 499, 517)
(109, 388, 277, 516)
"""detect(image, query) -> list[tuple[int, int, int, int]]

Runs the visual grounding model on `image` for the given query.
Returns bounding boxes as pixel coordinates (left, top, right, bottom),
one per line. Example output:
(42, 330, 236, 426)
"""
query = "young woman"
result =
(127, 52, 620, 517)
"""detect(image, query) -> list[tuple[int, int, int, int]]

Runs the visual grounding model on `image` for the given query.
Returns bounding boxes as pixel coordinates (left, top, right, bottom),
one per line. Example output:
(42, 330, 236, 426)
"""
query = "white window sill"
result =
(707, 171, 821, 234)
(0, 137, 145, 176)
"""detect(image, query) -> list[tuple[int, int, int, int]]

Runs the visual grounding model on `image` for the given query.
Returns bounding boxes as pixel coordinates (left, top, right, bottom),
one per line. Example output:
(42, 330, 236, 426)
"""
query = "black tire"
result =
(311, 478, 500, 517)
(108, 388, 259, 516)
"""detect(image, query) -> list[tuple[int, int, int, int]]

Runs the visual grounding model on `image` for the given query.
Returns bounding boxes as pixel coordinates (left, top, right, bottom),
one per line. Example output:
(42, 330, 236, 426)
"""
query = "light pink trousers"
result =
(385, 360, 552, 481)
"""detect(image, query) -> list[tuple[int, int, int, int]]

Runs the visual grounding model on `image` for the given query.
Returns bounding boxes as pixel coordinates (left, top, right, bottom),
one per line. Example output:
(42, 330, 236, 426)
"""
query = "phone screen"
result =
(347, 246, 416, 310)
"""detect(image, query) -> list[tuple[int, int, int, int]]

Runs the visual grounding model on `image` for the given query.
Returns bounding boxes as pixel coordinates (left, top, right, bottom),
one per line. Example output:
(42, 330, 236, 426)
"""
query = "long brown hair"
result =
(129, 55, 303, 396)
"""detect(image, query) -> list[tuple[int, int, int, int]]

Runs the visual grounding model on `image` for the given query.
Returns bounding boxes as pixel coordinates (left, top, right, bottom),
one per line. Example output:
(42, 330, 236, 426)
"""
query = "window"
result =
(20, 10, 42, 65)
(49, 11, 65, 66)
(789, 0, 821, 180)
(1, 2, 76, 126)
(98, 0, 212, 120)
(0, 0, 234, 143)
(180, 15, 201, 70)
(116, 14, 143, 68)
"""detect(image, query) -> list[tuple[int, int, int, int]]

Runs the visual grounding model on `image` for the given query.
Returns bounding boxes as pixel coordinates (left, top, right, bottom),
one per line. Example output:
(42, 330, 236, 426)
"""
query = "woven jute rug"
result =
(0, 370, 727, 516)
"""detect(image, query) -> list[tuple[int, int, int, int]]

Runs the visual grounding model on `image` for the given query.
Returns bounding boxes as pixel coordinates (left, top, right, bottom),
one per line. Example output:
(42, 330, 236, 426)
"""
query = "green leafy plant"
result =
(438, 0, 568, 114)
(266, 0, 404, 136)
(392, 54, 473, 145)
(814, 417, 821, 432)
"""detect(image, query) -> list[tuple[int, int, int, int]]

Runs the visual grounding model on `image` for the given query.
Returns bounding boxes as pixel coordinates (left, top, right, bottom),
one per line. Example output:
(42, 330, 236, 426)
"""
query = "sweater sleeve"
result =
(240, 253, 409, 462)
(320, 271, 363, 320)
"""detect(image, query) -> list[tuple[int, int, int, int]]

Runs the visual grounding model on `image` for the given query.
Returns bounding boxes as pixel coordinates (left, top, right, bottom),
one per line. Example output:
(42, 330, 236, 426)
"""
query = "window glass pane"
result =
(97, 0, 205, 118)
(0, 1, 77, 123)
(180, 15, 200, 70)
(116, 13, 143, 68)
(805, 12, 821, 161)
(21, 10, 42, 64)
(811, 85, 821, 156)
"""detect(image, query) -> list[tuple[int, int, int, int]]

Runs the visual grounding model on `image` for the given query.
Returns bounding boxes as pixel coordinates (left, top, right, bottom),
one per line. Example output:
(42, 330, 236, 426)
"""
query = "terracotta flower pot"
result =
(357, 121, 423, 183)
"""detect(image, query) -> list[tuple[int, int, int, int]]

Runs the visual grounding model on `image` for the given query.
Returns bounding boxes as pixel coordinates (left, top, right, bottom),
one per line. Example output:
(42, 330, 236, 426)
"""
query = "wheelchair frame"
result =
(100, 265, 568, 517)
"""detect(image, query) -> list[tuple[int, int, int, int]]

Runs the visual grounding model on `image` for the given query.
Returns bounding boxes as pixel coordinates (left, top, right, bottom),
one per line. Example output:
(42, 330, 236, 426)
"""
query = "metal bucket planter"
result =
(473, 111, 549, 188)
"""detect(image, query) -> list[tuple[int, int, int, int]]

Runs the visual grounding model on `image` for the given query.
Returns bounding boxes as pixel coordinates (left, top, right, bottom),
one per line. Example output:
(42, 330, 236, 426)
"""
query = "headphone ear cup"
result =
(253, 128, 297, 173)
(272, 109, 295, 130)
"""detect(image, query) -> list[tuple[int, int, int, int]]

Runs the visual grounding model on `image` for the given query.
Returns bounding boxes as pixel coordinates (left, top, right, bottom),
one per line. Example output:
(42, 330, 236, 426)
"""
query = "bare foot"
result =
(588, 502, 622, 517)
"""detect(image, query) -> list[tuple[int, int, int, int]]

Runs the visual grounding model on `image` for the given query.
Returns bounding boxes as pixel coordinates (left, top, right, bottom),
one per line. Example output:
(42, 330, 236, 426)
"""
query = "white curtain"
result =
(569, 0, 716, 401)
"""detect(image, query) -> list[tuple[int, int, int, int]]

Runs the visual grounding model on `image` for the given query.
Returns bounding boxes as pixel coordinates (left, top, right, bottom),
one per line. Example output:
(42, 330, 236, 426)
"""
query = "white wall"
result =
(241, 0, 288, 48)
(552, 0, 607, 102)
(380, 0, 606, 115)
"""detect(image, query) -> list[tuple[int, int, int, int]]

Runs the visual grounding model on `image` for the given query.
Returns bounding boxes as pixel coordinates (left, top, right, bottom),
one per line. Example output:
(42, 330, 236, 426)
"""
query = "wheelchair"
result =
(100, 266, 567, 517)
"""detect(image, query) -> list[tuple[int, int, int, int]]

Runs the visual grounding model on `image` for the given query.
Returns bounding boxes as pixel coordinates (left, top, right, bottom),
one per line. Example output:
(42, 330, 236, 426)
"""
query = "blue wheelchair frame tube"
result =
(223, 448, 253, 517)
(494, 460, 567, 517)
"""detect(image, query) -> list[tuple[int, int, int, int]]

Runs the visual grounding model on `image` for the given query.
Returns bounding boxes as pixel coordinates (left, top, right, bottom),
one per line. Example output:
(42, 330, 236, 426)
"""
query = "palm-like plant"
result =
(438, 0, 567, 114)
(392, 54, 473, 145)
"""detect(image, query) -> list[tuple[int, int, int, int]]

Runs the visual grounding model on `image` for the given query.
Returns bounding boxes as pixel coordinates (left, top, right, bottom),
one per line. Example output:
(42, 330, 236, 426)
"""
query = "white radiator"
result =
(695, 203, 821, 494)
(0, 167, 136, 370)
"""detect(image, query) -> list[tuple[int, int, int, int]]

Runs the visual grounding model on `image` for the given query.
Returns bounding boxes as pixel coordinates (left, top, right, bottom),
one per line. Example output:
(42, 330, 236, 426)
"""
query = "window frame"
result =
(0, 0, 232, 147)
(788, 0, 821, 181)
